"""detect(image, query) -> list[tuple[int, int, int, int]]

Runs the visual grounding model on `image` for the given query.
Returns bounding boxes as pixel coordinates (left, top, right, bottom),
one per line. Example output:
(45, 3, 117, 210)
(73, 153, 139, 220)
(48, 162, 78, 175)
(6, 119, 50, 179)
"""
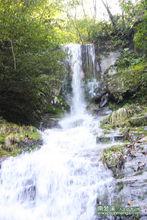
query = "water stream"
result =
(0, 44, 114, 220)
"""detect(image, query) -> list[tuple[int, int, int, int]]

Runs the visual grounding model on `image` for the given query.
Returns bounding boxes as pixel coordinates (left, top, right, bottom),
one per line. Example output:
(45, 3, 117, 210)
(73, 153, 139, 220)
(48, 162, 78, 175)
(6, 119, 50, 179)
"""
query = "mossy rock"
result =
(129, 115, 147, 127)
(110, 107, 131, 127)
(102, 144, 126, 178)
(101, 105, 142, 129)
(0, 119, 42, 158)
(106, 60, 147, 102)
(106, 70, 142, 101)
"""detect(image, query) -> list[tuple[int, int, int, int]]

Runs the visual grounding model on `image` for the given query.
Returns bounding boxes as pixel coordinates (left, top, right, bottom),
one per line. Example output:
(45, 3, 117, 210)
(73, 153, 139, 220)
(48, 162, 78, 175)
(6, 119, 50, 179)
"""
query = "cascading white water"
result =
(69, 44, 85, 115)
(0, 44, 114, 220)
(86, 44, 96, 78)
(86, 44, 100, 98)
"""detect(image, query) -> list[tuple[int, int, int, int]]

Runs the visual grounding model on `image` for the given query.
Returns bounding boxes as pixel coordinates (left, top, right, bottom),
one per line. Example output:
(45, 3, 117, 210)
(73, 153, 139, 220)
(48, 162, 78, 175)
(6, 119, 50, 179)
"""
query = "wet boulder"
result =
(102, 144, 126, 178)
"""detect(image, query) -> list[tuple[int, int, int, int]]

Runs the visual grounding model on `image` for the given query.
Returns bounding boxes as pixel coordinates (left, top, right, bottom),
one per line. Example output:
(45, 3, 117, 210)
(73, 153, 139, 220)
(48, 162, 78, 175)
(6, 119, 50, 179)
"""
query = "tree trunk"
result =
(10, 40, 16, 70)
(101, 0, 117, 31)
(93, 0, 97, 21)
(81, 0, 87, 17)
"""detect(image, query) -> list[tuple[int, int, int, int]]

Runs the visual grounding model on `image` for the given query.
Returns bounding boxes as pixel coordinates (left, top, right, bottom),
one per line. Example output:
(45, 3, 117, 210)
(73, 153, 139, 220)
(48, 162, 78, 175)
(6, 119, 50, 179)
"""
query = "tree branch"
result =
(101, 0, 117, 30)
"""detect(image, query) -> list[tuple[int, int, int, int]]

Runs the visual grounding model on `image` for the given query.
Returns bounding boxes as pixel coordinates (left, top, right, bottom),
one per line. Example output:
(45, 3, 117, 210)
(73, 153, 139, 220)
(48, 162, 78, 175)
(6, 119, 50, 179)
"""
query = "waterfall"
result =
(81, 44, 97, 79)
(65, 44, 86, 115)
(79, 44, 103, 101)
(0, 44, 114, 220)
(88, 44, 96, 77)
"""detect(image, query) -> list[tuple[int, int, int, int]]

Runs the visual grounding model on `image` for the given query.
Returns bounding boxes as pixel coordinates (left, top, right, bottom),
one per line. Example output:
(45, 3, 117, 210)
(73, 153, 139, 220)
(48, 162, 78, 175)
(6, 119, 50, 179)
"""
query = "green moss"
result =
(107, 69, 142, 101)
(102, 144, 126, 177)
(0, 148, 21, 157)
(129, 115, 147, 127)
(0, 119, 41, 158)
(131, 126, 147, 135)
(21, 126, 41, 141)
(101, 105, 147, 131)
(106, 55, 147, 103)
(101, 105, 141, 129)
(131, 61, 147, 72)
(100, 122, 113, 133)
(103, 145, 124, 167)
(0, 136, 5, 144)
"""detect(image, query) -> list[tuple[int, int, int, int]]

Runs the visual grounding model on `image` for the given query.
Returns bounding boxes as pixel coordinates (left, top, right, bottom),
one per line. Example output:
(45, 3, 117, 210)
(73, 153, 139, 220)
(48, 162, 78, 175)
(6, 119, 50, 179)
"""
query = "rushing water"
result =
(68, 44, 85, 115)
(82, 44, 96, 78)
(0, 44, 114, 220)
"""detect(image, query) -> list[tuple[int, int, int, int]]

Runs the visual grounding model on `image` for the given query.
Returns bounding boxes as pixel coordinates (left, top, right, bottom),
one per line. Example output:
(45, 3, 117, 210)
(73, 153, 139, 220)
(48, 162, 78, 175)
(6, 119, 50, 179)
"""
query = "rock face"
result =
(98, 101, 147, 219)
(114, 141, 147, 218)
(106, 69, 143, 102)
(97, 134, 124, 144)
(83, 48, 120, 103)
(100, 105, 146, 129)
(100, 51, 120, 75)
(100, 107, 147, 219)
(103, 54, 147, 104)
(81, 44, 97, 79)
(100, 135, 147, 219)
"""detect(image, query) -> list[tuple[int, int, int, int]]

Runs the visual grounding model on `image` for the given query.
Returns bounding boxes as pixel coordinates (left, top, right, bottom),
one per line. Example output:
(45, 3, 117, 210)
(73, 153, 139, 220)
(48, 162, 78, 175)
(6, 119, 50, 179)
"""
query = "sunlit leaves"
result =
(0, 0, 66, 124)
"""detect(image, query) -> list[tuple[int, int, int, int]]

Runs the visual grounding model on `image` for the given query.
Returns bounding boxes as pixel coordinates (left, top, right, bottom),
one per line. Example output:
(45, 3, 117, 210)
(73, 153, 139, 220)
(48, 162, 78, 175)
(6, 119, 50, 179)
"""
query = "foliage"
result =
(134, 3, 147, 55)
(107, 69, 143, 102)
(106, 44, 147, 104)
(0, 0, 67, 125)
(69, 0, 146, 54)
(115, 49, 144, 69)
(119, 0, 144, 28)
(59, 16, 114, 45)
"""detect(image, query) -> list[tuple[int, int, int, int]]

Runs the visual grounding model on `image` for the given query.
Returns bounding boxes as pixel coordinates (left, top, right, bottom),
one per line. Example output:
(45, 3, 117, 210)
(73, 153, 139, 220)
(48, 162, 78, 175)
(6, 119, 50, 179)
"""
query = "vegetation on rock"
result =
(101, 105, 145, 128)
(105, 50, 147, 103)
(102, 144, 126, 177)
(0, 118, 41, 158)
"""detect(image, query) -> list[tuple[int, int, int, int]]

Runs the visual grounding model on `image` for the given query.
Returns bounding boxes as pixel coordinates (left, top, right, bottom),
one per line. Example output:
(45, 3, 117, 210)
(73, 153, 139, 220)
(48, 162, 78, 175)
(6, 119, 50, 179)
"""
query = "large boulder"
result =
(101, 105, 142, 128)
(105, 60, 147, 103)
(106, 70, 142, 102)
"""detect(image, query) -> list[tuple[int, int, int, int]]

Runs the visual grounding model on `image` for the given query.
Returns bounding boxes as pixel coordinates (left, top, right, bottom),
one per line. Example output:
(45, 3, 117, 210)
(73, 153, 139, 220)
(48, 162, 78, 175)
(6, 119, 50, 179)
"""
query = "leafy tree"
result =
(0, 0, 66, 125)
(133, 0, 147, 55)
